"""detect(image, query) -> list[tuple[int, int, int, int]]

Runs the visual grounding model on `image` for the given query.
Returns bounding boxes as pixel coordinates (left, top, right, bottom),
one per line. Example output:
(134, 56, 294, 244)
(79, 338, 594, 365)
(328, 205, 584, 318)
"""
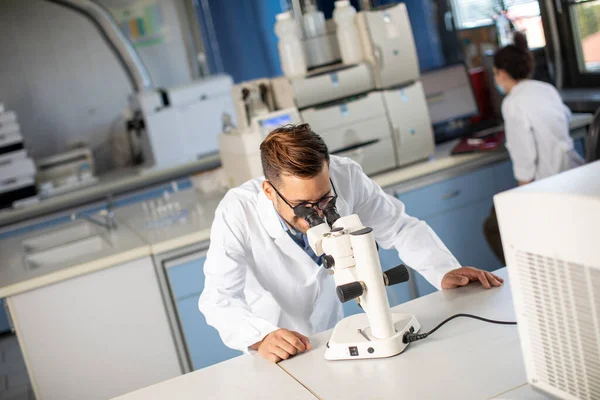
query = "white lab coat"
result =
(502, 80, 584, 182)
(198, 156, 460, 353)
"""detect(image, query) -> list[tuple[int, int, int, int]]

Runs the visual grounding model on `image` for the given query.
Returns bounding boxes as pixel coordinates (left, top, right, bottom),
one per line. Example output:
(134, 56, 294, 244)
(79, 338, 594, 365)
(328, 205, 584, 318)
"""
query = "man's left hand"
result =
(442, 267, 504, 289)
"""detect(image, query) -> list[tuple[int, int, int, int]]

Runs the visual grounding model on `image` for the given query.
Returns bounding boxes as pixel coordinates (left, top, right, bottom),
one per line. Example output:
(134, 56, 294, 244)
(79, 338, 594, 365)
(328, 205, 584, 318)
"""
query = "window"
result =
(451, 0, 545, 47)
(568, 0, 600, 73)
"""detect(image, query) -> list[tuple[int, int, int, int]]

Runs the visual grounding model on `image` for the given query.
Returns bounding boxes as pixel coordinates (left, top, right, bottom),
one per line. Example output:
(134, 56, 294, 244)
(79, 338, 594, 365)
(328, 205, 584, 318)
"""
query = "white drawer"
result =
(293, 63, 375, 109)
(334, 136, 396, 175)
(316, 114, 392, 153)
(301, 91, 386, 132)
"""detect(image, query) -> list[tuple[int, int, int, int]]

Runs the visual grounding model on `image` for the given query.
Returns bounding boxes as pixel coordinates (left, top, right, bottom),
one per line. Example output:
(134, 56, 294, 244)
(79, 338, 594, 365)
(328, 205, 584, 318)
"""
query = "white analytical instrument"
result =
(132, 75, 236, 170)
(495, 161, 600, 400)
(0, 105, 37, 209)
(219, 78, 301, 187)
(35, 147, 97, 198)
(272, 3, 434, 176)
(303, 200, 419, 360)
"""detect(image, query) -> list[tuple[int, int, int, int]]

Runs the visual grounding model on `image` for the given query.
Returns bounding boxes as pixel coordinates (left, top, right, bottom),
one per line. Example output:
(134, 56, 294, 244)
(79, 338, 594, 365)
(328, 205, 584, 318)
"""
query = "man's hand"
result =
(250, 329, 312, 363)
(442, 267, 504, 289)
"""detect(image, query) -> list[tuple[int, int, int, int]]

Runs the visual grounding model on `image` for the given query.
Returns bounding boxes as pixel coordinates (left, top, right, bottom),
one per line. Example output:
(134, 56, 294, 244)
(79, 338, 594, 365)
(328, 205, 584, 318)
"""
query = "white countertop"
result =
(0, 113, 592, 298)
(112, 352, 316, 400)
(492, 384, 550, 399)
(0, 154, 221, 228)
(372, 112, 592, 190)
(116, 268, 532, 400)
(0, 217, 150, 298)
(279, 268, 527, 400)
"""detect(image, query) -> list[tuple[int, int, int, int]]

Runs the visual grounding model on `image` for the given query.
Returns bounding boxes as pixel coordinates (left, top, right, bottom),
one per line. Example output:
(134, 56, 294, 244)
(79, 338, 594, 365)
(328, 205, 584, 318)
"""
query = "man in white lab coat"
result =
(199, 124, 503, 363)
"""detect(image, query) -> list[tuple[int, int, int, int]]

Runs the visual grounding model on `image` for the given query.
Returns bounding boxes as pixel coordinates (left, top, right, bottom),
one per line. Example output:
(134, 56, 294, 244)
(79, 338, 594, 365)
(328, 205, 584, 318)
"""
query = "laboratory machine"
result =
(355, 3, 419, 89)
(219, 107, 301, 188)
(301, 199, 419, 360)
(131, 76, 236, 171)
(0, 103, 37, 209)
(36, 147, 97, 198)
(273, 2, 434, 175)
(45, 0, 236, 172)
(495, 161, 600, 400)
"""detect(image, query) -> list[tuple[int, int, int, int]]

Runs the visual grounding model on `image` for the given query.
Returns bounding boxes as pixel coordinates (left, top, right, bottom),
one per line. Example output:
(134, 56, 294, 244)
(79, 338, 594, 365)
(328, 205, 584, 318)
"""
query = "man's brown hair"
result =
(260, 123, 330, 184)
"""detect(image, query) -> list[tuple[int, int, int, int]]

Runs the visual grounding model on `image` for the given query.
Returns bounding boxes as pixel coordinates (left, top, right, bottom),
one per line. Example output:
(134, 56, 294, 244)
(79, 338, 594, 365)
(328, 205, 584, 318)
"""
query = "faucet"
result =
(71, 196, 117, 231)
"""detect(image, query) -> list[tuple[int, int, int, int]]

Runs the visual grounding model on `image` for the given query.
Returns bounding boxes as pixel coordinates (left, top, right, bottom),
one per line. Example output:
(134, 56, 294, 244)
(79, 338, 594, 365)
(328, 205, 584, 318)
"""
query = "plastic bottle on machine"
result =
(275, 11, 307, 78)
(302, 1, 327, 38)
(333, 0, 362, 65)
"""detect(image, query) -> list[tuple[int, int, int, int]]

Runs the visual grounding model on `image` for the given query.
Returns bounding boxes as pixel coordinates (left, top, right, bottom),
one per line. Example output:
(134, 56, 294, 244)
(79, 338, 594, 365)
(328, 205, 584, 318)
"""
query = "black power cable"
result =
(403, 313, 517, 344)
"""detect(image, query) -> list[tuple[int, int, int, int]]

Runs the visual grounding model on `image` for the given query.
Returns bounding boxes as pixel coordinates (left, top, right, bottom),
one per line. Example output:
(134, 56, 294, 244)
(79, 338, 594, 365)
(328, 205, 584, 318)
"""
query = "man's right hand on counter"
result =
(250, 328, 312, 363)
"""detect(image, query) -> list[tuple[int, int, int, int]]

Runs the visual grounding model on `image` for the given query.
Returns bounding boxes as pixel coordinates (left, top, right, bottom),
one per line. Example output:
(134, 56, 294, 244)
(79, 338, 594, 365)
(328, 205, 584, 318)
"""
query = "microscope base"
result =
(324, 312, 420, 361)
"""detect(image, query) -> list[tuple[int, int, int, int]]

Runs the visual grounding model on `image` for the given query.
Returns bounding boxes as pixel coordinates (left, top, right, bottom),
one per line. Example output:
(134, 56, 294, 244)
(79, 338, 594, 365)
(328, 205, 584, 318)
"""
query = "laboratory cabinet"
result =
(159, 244, 241, 372)
(6, 256, 181, 400)
(386, 160, 518, 297)
(0, 302, 10, 333)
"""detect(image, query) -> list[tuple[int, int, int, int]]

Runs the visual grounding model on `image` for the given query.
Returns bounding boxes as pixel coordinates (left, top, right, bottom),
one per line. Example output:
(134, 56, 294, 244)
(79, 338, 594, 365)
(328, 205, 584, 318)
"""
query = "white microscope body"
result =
(307, 211, 420, 360)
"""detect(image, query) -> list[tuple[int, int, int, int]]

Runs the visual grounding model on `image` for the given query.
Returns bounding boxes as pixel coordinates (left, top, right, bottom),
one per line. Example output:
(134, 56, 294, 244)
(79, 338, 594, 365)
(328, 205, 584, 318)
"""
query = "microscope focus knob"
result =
(322, 255, 335, 269)
(383, 264, 410, 286)
(336, 281, 364, 303)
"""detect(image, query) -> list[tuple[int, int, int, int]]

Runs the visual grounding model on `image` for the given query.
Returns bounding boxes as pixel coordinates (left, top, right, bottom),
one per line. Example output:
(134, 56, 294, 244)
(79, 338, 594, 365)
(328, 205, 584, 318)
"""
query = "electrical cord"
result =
(403, 313, 517, 344)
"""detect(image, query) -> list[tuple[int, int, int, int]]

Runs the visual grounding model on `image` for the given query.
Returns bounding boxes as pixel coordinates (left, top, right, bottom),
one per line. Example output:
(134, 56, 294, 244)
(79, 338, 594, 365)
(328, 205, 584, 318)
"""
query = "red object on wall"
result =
(469, 67, 494, 123)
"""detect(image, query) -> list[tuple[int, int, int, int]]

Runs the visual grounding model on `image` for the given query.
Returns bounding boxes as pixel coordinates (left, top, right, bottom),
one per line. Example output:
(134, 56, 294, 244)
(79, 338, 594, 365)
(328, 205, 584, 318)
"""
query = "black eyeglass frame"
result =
(268, 179, 338, 214)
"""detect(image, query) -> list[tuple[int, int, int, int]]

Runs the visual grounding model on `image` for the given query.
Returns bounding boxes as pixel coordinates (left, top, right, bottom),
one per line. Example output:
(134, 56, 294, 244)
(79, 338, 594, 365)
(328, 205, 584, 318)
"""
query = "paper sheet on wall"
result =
(107, 0, 168, 47)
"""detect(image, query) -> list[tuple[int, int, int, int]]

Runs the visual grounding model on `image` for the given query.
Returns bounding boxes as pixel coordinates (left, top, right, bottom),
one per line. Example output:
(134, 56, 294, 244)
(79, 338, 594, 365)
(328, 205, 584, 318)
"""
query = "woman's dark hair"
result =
(493, 32, 534, 80)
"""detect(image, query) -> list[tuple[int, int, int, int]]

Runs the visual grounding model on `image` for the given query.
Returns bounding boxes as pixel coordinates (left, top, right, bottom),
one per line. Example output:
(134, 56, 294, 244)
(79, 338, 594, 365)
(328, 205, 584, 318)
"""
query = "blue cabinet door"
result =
(0, 302, 10, 333)
(423, 197, 503, 296)
(166, 250, 241, 370)
(176, 295, 242, 370)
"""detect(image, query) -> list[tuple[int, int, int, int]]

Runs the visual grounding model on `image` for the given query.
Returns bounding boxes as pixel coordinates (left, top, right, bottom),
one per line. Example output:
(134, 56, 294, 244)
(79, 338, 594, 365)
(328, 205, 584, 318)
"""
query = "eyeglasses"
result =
(269, 179, 338, 214)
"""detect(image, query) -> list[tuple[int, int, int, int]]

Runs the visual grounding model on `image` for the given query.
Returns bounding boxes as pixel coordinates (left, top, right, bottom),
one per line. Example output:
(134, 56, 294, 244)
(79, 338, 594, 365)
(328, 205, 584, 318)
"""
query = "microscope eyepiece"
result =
(294, 206, 325, 228)
(323, 198, 341, 227)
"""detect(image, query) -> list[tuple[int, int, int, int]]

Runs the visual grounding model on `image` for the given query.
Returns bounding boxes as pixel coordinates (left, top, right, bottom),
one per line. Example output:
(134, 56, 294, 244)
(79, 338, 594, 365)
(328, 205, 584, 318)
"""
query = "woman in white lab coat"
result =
(484, 32, 584, 263)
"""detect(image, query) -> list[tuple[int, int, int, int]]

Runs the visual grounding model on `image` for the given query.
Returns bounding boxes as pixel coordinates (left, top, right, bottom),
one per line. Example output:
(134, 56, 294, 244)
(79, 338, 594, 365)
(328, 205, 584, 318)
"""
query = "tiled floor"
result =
(0, 334, 34, 400)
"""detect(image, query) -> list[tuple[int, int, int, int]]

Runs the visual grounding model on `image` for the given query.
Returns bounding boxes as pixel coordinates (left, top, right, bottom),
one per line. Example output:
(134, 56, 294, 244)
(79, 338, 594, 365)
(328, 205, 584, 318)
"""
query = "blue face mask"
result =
(495, 83, 505, 95)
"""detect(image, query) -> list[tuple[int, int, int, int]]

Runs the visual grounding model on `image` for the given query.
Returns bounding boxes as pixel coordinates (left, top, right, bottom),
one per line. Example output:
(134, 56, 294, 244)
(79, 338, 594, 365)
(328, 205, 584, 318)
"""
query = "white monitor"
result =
(251, 108, 302, 138)
(420, 63, 479, 126)
(494, 161, 600, 400)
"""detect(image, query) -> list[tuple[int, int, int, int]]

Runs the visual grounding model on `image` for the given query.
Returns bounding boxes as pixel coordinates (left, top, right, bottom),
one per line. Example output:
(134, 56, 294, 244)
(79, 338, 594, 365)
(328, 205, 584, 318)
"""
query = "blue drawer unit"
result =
(574, 137, 586, 160)
(177, 294, 241, 370)
(0, 302, 10, 333)
(492, 161, 519, 193)
(167, 254, 206, 300)
(395, 165, 497, 220)
(164, 249, 241, 370)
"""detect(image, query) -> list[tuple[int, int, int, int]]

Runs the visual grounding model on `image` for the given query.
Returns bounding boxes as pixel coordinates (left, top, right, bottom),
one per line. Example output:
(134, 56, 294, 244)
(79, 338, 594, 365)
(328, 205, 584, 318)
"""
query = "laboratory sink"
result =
(25, 235, 111, 270)
(22, 221, 98, 252)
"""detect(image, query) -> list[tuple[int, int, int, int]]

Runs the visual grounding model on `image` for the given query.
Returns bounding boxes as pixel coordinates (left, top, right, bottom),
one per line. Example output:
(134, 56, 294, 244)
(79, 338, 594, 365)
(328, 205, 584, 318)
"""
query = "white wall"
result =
(0, 0, 195, 173)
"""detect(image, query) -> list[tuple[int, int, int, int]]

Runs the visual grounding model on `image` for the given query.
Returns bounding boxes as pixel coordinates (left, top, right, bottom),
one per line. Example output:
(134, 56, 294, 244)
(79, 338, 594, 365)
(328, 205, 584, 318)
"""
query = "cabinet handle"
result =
(441, 189, 461, 200)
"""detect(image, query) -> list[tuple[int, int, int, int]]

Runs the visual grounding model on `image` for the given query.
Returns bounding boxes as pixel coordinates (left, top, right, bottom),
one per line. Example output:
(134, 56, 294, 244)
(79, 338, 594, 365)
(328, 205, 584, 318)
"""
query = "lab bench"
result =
(0, 113, 592, 396)
(116, 268, 530, 400)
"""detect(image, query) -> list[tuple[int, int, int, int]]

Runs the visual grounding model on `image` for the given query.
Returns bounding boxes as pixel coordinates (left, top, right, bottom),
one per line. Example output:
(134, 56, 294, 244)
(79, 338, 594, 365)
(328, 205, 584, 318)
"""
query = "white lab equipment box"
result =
(219, 130, 264, 188)
(292, 63, 375, 108)
(135, 75, 235, 170)
(0, 131, 23, 152)
(301, 91, 395, 174)
(0, 122, 20, 137)
(382, 81, 434, 167)
(0, 110, 17, 127)
(356, 3, 420, 89)
(494, 161, 600, 400)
